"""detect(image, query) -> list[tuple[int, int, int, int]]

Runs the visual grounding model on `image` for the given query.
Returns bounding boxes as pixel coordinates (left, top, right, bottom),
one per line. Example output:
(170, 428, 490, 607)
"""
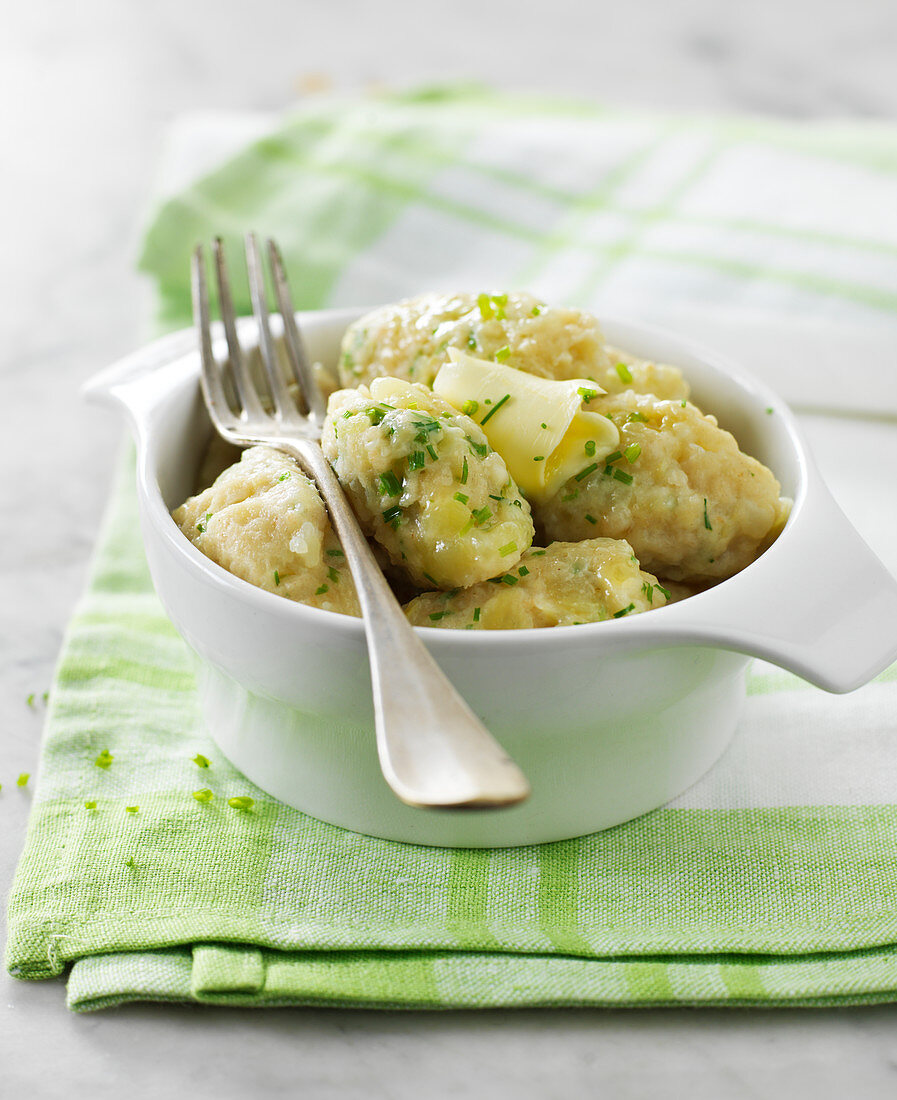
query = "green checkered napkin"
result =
(8, 87, 897, 1011)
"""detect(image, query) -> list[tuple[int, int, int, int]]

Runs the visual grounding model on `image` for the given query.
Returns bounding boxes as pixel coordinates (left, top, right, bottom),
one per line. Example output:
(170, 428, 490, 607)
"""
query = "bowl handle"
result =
(675, 477, 897, 693)
(81, 327, 196, 429)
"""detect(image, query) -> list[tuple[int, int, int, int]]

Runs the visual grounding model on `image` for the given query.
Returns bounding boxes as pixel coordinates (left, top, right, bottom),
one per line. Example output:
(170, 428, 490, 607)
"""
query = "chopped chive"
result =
(467, 437, 489, 458)
(473, 607, 481, 621)
(681, 399, 687, 407)
(84, 800, 97, 810)
(489, 494, 504, 502)
(454, 491, 469, 504)
(531, 305, 542, 316)
(501, 574, 519, 586)
(461, 399, 479, 417)
(327, 566, 340, 583)
(477, 292, 494, 320)
(613, 603, 636, 618)
(615, 362, 633, 384)
(412, 417, 441, 439)
(541, 422, 548, 430)
(16, 773, 30, 788)
(125, 805, 139, 814)
(342, 409, 355, 419)
(192, 789, 213, 803)
(423, 573, 440, 586)
(704, 498, 712, 530)
(604, 450, 623, 465)
(459, 517, 475, 535)
(94, 750, 113, 770)
(577, 387, 599, 403)
(428, 611, 451, 621)
(26, 692, 35, 707)
(656, 583, 672, 600)
(628, 411, 648, 422)
(472, 507, 492, 525)
(561, 490, 579, 502)
(315, 584, 329, 595)
(518, 565, 530, 576)
(766, 407, 774, 415)
(228, 796, 255, 810)
(467, 332, 477, 350)
(365, 406, 386, 425)
(584, 440, 596, 457)
(613, 469, 633, 485)
(460, 456, 469, 484)
(585, 514, 597, 525)
(378, 470, 402, 497)
(480, 393, 510, 425)
(530, 549, 547, 556)
(382, 505, 402, 529)
(499, 541, 518, 557)
(273, 570, 281, 586)
(278, 471, 291, 482)
(574, 462, 598, 482)
(42, 691, 48, 703)
(426, 444, 439, 462)
(326, 548, 345, 558)
(624, 443, 641, 463)
(495, 345, 511, 362)
(192, 754, 210, 769)
(533, 455, 545, 462)
(642, 581, 654, 602)
(408, 450, 427, 471)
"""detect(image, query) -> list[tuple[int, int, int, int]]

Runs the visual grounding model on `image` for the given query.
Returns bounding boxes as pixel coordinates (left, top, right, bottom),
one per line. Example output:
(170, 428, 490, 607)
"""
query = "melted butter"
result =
(434, 349, 619, 503)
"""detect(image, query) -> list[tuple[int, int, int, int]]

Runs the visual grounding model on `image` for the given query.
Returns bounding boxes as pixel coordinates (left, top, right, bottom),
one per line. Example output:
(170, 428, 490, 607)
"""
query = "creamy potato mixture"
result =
(404, 540, 668, 630)
(174, 292, 790, 629)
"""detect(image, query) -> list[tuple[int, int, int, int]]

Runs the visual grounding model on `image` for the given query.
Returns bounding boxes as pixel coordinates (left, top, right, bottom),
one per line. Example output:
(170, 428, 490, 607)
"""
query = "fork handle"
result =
(282, 439, 531, 809)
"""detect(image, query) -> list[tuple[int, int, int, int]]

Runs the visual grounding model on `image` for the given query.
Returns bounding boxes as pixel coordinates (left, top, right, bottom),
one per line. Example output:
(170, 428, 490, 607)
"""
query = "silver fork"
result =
(192, 233, 530, 809)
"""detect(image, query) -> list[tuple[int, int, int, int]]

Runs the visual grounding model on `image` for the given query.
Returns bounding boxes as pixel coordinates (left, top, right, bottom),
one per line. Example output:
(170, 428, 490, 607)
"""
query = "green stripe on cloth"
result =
(8, 87, 897, 1010)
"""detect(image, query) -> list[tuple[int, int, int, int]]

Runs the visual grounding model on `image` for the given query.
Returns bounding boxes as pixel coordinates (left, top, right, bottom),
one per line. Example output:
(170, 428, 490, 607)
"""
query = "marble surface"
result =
(4, 0, 897, 1095)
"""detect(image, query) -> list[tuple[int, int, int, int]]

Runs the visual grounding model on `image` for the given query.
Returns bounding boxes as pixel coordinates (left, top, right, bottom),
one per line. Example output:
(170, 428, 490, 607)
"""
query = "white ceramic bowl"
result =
(86, 310, 897, 847)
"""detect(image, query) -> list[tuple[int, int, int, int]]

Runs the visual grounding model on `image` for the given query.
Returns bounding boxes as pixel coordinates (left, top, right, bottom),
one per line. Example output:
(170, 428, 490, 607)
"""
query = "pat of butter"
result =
(434, 349, 620, 503)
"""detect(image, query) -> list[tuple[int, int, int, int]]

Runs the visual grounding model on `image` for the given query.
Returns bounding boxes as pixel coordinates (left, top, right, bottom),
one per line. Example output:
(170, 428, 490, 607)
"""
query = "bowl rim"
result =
(134, 308, 813, 657)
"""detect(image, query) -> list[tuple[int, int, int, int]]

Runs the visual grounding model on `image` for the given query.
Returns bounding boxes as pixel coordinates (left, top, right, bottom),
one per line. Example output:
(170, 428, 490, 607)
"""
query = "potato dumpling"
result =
(534, 392, 790, 584)
(601, 345, 690, 402)
(337, 291, 613, 389)
(403, 539, 669, 629)
(322, 377, 534, 589)
(173, 446, 360, 616)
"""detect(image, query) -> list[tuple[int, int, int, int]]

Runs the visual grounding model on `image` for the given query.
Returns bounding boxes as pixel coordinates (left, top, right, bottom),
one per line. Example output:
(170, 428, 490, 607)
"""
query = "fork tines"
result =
(191, 233, 326, 440)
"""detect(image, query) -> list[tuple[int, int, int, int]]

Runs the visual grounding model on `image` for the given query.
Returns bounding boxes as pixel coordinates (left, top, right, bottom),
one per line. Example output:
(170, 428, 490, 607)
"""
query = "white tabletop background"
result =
(4, 1, 897, 1095)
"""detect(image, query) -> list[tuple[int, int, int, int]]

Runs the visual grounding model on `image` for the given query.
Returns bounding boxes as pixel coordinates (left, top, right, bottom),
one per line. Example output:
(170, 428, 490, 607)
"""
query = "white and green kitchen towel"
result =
(7, 86, 897, 1011)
